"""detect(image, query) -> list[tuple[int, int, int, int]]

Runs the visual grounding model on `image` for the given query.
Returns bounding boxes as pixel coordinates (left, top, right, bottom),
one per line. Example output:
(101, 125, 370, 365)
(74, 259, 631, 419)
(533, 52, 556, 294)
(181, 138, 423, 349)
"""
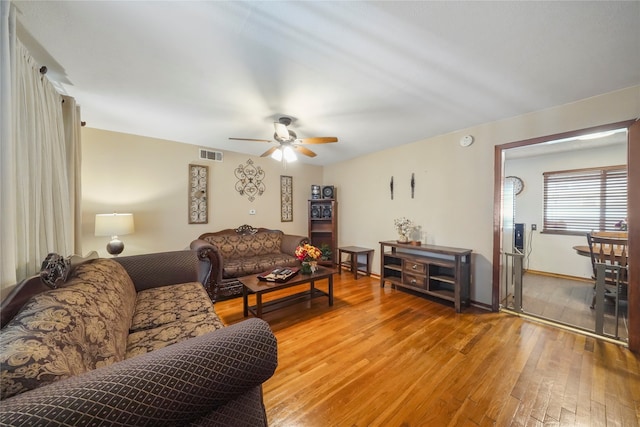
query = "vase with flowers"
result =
(614, 218, 628, 231)
(295, 243, 321, 274)
(394, 217, 413, 243)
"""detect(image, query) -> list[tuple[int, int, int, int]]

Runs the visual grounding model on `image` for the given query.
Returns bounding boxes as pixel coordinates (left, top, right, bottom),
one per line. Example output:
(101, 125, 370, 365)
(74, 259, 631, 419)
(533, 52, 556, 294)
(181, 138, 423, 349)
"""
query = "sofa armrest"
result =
(281, 234, 310, 256)
(0, 319, 278, 426)
(191, 239, 223, 296)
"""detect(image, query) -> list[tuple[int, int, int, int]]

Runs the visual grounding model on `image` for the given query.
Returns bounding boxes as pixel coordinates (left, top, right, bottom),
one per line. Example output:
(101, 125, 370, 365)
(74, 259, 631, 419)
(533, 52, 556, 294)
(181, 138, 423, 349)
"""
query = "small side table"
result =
(338, 246, 374, 279)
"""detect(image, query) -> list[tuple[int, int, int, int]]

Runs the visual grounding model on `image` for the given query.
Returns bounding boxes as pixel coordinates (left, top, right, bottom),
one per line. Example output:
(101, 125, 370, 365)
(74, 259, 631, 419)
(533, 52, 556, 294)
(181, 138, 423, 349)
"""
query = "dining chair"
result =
(586, 232, 629, 309)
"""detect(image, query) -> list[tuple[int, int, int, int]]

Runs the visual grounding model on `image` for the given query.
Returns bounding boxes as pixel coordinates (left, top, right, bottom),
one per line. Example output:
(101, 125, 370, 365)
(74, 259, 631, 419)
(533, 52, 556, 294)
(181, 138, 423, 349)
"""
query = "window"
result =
(543, 165, 627, 235)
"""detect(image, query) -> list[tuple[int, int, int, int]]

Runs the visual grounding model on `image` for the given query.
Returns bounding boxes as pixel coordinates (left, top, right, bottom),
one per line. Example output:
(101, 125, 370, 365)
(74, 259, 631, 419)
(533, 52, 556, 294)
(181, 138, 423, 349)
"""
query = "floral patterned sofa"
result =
(0, 243, 278, 426)
(196, 224, 308, 301)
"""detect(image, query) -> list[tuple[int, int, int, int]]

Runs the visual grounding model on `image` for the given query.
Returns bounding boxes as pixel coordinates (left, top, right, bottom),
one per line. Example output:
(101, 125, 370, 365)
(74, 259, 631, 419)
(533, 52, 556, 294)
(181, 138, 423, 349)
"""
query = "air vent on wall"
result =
(199, 149, 223, 162)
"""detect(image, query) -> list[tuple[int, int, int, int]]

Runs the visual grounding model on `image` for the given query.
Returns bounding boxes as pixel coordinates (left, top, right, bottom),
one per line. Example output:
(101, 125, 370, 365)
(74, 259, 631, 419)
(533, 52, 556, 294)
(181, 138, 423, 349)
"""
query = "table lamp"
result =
(95, 213, 134, 256)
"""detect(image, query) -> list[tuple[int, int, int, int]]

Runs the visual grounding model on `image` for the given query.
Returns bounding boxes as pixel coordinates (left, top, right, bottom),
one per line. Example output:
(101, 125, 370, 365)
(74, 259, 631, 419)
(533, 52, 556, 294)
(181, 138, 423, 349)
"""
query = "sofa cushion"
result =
(203, 231, 283, 259)
(0, 259, 136, 399)
(223, 253, 299, 278)
(130, 282, 215, 332)
(126, 310, 224, 359)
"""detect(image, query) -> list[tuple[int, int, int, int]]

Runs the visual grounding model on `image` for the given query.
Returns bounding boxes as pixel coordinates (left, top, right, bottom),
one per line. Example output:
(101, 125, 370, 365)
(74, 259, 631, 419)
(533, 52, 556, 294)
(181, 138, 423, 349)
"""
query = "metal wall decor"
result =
(188, 164, 208, 224)
(234, 159, 266, 202)
(280, 175, 293, 222)
(390, 176, 394, 200)
(411, 173, 415, 199)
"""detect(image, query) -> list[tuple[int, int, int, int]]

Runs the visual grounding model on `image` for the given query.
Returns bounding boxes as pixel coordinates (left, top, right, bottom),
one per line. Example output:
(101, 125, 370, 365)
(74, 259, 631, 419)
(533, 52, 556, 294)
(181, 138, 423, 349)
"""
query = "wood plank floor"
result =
(214, 272, 640, 426)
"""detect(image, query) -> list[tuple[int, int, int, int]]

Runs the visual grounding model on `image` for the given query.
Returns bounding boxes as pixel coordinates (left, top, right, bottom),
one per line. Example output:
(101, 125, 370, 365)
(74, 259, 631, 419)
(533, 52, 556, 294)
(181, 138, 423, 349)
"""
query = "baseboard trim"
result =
(525, 269, 592, 283)
(470, 300, 492, 311)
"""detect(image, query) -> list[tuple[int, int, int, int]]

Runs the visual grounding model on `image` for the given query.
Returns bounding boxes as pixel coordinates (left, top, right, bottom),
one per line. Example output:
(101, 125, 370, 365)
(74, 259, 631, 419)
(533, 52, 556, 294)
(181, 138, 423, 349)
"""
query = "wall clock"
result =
(505, 176, 524, 195)
(189, 164, 208, 224)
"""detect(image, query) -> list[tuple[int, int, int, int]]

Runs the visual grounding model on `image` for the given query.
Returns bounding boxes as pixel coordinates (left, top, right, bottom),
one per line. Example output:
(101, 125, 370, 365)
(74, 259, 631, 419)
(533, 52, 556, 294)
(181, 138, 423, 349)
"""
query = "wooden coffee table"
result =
(242, 266, 336, 318)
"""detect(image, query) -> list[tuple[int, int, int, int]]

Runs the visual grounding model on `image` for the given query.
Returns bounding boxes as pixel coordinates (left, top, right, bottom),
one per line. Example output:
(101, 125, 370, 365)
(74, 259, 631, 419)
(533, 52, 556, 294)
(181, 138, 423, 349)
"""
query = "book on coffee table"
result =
(257, 267, 299, 283)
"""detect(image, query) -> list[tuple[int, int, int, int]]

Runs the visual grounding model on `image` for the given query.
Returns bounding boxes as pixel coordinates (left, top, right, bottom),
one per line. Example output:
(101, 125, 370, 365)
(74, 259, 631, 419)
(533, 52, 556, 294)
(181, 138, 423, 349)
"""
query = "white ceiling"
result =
(12, 1, 640, 166)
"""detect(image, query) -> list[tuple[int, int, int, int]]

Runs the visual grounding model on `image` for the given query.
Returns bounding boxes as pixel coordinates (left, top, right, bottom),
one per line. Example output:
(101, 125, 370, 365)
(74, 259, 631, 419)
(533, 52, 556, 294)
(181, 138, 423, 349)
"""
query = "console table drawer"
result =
(403, 260, 427, 274)
(403, 273, 426, 288)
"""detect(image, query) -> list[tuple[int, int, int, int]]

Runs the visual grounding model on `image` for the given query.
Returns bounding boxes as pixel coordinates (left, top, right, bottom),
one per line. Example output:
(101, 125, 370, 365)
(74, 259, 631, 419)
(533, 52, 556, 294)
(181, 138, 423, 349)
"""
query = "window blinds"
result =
(543, 165, 627, 234)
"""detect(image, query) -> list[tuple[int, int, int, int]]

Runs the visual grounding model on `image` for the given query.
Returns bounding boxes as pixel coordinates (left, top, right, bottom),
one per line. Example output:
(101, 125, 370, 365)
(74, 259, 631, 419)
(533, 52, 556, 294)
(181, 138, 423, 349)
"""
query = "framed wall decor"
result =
(280, 175, 293, 222)
(189, 164, 208, 224)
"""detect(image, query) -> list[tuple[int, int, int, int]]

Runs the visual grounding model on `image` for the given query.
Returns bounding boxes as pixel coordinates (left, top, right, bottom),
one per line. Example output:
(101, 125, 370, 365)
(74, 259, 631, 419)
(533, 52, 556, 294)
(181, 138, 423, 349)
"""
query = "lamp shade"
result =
(95, 213, 134, 237)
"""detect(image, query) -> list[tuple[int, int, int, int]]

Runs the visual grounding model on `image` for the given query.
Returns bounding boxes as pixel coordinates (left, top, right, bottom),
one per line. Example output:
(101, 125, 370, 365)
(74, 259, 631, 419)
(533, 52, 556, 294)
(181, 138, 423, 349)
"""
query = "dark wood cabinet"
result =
(308, 199, 337, 266)
(380, 241, 472, 312)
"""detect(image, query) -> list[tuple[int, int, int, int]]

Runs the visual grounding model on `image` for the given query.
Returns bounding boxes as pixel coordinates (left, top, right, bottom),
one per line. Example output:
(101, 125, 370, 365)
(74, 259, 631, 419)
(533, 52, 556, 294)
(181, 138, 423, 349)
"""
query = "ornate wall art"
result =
(234, 159, 266, 202)
(189, 164, 208, 224)
(280, 175, 293, 222)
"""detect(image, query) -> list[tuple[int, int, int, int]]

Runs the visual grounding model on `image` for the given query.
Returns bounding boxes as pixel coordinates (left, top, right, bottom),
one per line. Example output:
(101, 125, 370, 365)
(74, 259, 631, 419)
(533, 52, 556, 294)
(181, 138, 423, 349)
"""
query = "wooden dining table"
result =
(573, 239, 628, 262)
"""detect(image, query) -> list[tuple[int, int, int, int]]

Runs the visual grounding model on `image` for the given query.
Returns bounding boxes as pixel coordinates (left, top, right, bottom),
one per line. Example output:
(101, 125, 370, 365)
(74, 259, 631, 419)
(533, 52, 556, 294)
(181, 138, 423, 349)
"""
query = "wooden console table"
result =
(379, 241, 472, 312)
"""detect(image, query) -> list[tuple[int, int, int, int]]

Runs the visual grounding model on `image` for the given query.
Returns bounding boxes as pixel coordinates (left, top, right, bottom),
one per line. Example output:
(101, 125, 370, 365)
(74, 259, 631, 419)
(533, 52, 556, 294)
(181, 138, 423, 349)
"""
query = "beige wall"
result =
(324, 85, 640, 306)
(82, 86, 639, 306)
(81, 129, 322, 257)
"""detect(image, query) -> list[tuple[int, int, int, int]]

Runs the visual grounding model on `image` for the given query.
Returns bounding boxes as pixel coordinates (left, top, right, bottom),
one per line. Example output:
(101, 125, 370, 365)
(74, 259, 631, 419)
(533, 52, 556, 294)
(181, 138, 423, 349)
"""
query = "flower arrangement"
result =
(614, 218, 628, 231)
(295, 243, 321, 262)
(394, 217, 413, 239)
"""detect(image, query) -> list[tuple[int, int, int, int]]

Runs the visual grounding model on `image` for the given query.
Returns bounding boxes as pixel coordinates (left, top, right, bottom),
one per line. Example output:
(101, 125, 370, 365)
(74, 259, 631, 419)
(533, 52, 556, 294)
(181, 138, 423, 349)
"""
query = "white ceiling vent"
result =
(199, 149, 223, 162)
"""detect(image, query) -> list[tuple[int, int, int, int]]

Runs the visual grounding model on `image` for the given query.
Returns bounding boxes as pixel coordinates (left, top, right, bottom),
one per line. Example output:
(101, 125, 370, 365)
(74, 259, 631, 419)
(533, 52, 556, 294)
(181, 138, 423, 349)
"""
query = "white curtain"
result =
(62, 95, 83, 254)
(0, 1, 17, 292)
(1, 2, 82, 292)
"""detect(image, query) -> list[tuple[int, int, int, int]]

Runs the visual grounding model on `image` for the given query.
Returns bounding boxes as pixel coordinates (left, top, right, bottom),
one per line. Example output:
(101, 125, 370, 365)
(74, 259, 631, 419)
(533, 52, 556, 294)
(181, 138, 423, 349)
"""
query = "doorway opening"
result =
(492, 120, 636, 346)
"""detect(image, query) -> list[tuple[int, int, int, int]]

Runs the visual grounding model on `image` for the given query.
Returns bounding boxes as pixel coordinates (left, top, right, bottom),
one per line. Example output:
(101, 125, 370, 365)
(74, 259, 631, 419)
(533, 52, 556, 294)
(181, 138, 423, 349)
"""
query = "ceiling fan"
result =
(229, 117, 338, 162)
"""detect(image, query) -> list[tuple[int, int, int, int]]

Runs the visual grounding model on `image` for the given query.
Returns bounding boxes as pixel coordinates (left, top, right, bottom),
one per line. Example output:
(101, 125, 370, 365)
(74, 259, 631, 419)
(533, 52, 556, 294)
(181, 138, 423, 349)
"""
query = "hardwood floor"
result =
(214, 272, 640, 426)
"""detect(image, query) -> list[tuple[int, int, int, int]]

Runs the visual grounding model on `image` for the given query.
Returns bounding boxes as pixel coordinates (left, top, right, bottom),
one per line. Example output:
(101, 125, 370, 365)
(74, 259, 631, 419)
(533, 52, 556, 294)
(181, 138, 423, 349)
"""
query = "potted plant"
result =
(320, 244, 332, 261)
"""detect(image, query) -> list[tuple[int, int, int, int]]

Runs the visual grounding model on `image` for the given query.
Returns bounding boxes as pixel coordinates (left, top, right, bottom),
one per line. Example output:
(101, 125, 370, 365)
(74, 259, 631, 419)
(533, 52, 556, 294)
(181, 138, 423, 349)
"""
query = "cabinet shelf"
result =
(379, 241, 472, 313)
(430, 275, 455, 284)
(309, 197, 338, 265)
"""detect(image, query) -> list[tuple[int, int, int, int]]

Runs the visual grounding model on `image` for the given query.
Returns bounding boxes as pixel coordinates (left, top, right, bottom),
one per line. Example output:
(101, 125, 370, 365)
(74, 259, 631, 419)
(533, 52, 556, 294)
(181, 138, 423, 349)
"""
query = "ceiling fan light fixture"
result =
(283, 146, 297, 162)
(271, 147, 283, 161)
(274, 122, 290, 140)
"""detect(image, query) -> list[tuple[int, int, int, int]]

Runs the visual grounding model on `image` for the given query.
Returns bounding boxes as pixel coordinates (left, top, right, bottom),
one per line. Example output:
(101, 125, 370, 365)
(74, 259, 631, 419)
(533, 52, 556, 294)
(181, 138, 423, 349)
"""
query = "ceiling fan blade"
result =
(260, 146, 279, 157)
(299, 137, 338, 144)
(229, 137, 272, 142)
(274, 123, 290, 140)
(294, 145, 317, 157)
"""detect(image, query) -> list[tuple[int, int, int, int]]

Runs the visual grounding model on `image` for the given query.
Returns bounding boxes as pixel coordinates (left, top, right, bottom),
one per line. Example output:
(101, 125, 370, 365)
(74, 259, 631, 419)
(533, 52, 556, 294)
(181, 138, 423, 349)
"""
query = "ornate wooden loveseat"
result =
(195, 224, 309, 301)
